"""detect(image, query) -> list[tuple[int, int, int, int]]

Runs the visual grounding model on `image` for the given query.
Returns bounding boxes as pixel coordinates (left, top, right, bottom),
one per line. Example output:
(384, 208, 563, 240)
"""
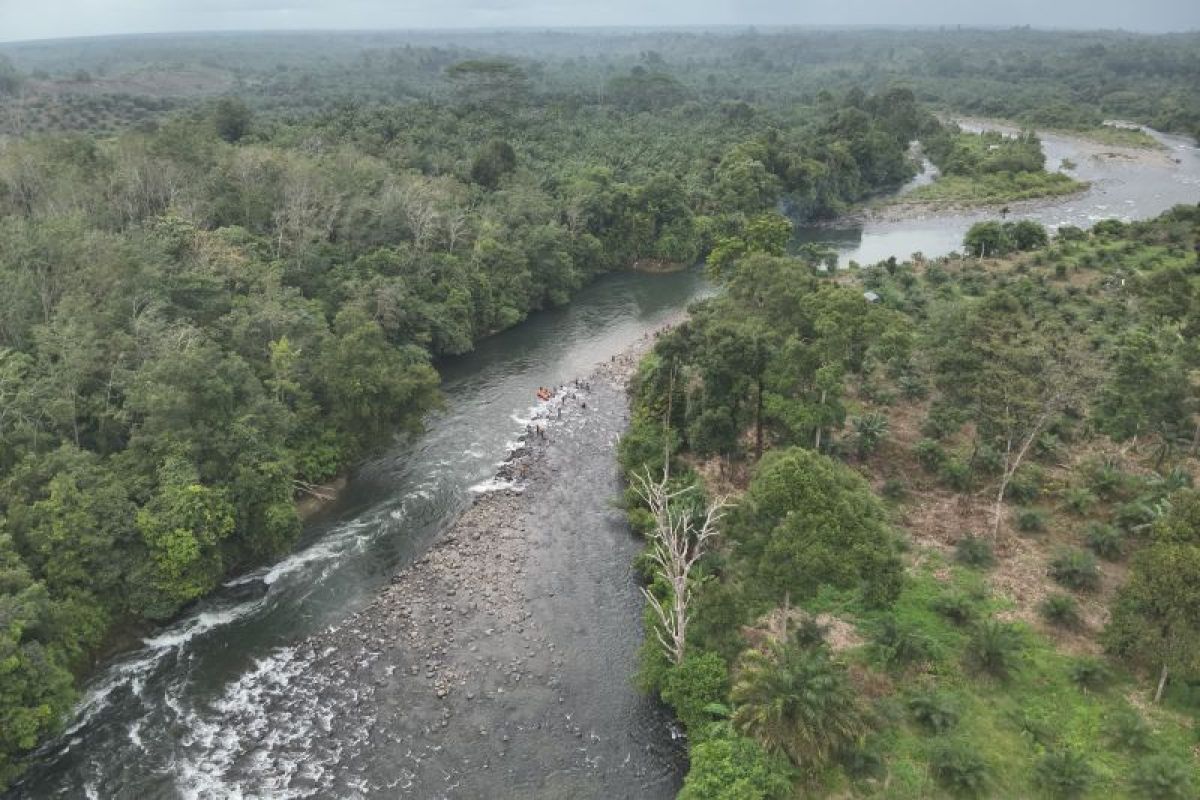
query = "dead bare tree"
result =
(632, 467, 726, 665)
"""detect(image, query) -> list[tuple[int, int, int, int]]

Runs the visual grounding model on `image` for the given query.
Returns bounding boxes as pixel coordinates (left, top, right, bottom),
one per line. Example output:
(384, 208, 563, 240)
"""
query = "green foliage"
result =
(1105, 708, 1153, 752)
(1061, 486, 1097, 516)
(212, 96, 251, 143)
(930, 740, 990, 797)
(932, 592, 979, 626)
(851, 411, 889, 456)
(678, 731, 793, 800)
(1015, 507, 1046, 533)
(966, 620, 1024, 679)
(660, 652, 730, 736)
(1039, 594, 1081, 630)
(1105, 490, 1200, 698)
(1085, 523, 1124, 561)
(730, 447, 903, 608)
(915, 438, 947, 471)
(908, 691, 960, 734)
(1034, 749, 1094, 799)
(955, 535, 994, 570)
(1068, 657, 1112, 692)
(873, 616, 938, 669)
(731, 640, 871, 773)
(1130, 754, 1195, 800)
(1049, 548, 1101, 592)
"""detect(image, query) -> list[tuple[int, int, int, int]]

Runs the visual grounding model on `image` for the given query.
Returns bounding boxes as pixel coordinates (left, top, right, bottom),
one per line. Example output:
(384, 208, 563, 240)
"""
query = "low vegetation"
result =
(621, 205, 1200, 797)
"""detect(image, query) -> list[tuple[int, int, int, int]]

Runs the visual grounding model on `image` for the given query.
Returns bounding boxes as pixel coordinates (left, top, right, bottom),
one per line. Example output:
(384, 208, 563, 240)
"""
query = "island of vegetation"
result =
(898, 127, 1087, 208)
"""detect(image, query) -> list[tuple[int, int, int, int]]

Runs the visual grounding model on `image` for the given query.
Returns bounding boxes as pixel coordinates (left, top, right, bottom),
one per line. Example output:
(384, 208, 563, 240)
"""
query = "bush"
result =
(1049, 548, 1100, 591)
(921, 406, 961, 440)
(955, 535, 994, 569)
(1039, 594, 1081, 629)
(678, 732, 793, 800)
(930, 741, 990, 797)
(1105, 708, 1152, 752)
(1130, 754, 1195, 800)
(932, 592, 979, 626)
(1061, 486, 1097, 515)
(1005, 465, 1043, 503)
(873, 616, 937, 668)
(852, 412, 890, 456)
(1068, 657, 1112, 692)
(1115, 498, 1157, 533)
(1034, 749, 1094, 799)
(660, 652, 730, 735)
(940, 459, 973, 492)
(1016, 507, 1046, 533)
(881, 478, 908, 501)
(1087, 460, 1127, 501)
(970, 444, 1003, 475)
(966, 620, 1023, 679)
(1085, 523, 1123, 561)
(916, 438, 946, 471)
(899, 373, 927, 399)
(908, 691, 959, 733)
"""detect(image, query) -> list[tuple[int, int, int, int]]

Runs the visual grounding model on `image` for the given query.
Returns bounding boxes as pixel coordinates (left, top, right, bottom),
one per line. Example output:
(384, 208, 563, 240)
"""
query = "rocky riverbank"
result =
(278, 319, 686, 798)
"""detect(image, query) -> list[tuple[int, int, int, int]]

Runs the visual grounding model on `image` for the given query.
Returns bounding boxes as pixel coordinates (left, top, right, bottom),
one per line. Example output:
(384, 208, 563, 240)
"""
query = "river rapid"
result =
(10, 124, 1200, 799)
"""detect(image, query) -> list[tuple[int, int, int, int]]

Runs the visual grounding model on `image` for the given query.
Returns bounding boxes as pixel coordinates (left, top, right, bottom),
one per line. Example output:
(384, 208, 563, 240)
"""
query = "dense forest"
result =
(2, 28, 1199, 141)
(620, 207, 1200, 797)
(2, 25, 1200, 795)
(0, 36, 937, 785)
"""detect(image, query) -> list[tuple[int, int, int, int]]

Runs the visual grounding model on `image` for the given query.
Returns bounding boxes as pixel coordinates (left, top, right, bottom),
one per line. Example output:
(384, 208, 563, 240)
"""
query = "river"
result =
(794, 124, 1200, 265)
(9, 125, 1200, 799)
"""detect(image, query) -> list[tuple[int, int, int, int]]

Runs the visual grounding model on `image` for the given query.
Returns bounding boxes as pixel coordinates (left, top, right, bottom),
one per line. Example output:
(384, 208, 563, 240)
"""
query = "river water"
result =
(794, 124, 1200, 265)
(10, 126, 1200, 799)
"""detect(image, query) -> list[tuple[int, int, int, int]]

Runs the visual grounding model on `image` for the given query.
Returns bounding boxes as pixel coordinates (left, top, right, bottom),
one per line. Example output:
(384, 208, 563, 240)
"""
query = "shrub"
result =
(1115, 498, 1157, 533)
(1085, 523, 1123, 560)
(873, 616, 937, 668)
(678, 732, 794, 800)
(921, 407, 961, 440)
(970, 444, 1003, 475)
(1016, 507, 1047, 533)
(1005, 465, 1043, 503)
(955, 535, 994, 569)
(1069, 657, 1112, 692)
(908, 691, 959, 734)
(1105, 708, 1152, 752)
(1039, 594, 1081, 629)
(915, 438, 946, 471)
(1034, 749, 1094, 799)
(660, 652, 730, 735)
(853, 412, 890, 456)
(1061, 486, 1097, 515)
(881, 478, 908, 501)
(1130, 754, 1195, 800)
(966, 620, 1023, 679)
(932, 592, 978, 626)
(940, 459, 973, 492)
(899, 373, 927, 399)
(1049, 548, 1100, 591)
(840, 738, 887, 780)
(930, 741, 989, 797)
(731, 641, 870, 772)
(1087, 460, 1127, 501)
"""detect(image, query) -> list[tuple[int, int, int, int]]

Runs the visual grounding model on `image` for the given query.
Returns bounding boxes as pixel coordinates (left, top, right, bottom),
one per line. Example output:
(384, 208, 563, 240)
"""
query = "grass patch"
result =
(900, 171, 1087, 207)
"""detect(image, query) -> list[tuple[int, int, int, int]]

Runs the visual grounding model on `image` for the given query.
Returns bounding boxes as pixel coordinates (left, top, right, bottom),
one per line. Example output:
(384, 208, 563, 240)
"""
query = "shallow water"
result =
(793, 125, 1200, 266)
(10, 269, 709, 799)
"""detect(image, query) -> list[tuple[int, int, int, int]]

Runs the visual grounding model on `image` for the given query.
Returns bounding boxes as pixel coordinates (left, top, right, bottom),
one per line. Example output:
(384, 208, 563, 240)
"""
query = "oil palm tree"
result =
(731, 640, 869, 771)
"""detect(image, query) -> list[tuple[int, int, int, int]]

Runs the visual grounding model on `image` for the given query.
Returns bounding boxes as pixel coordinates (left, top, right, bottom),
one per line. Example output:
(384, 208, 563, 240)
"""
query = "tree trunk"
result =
(1154, 663, 1169, 703)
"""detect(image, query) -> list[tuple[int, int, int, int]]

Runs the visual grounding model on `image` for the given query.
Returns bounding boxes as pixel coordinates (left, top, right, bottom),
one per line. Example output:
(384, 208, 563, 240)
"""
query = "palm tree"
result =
(731, 640, 869, 771)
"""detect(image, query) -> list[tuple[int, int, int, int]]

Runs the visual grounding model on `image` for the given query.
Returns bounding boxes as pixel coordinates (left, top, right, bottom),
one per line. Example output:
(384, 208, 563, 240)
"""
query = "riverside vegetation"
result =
(1, 26, 1199, 793)
(0, 40, 936, 788)
(620, 207, 1200, 798)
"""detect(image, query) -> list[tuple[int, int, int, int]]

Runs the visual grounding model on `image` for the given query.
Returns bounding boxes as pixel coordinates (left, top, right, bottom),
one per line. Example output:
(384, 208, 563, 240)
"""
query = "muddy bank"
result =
(269, 320, 686, 798)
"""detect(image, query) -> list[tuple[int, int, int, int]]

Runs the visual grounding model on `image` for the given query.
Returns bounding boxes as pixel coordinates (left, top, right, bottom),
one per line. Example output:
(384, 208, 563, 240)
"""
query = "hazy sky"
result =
(1, 0, 1198, 43)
